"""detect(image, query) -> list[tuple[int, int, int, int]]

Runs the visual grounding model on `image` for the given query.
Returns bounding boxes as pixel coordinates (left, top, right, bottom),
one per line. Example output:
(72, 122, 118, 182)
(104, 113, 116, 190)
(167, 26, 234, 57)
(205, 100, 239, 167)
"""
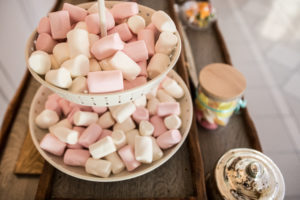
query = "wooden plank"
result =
(35, 162, 55, 200)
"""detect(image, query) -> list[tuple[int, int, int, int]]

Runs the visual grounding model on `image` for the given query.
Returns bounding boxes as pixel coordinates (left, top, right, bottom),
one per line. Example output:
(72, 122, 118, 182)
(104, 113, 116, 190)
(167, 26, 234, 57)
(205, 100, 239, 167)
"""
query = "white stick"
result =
(98, 0, 107, 37)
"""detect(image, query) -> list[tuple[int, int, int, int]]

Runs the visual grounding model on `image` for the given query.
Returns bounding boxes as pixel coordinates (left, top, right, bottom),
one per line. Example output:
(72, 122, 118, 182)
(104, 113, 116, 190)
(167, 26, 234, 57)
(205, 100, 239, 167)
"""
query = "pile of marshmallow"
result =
(36, 75, 184, 177)
(28, 2, 178, 94)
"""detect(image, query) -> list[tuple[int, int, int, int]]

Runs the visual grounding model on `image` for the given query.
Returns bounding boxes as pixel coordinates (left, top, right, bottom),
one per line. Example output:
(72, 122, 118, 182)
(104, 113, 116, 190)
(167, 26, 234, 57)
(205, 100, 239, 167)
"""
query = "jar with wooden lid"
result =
(195, 63, 247, 130)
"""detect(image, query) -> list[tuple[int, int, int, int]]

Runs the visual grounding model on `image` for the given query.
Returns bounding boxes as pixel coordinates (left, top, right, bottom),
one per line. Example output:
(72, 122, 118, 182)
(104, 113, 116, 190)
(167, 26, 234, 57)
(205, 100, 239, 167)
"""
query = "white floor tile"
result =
(267, 44, 300, 69)
(283, 72, 300, 100)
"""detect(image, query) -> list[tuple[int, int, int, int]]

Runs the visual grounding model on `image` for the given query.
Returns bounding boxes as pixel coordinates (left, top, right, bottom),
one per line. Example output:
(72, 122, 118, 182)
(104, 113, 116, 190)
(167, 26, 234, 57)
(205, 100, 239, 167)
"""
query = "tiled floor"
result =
(212, 0, 300, 198)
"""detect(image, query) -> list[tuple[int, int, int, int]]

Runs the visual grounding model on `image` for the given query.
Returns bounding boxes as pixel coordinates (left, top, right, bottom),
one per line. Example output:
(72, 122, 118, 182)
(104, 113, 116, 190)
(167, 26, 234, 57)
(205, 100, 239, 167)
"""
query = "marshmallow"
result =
(146, 23, 160, 39)
(151, 10, 176, 33)
(113, 117, 136, 133)
(87, 70, 124, 93)
(67, 126, 85, 149)
(108, 23, 133, 42)
(157, 102, 180, 117)
(53, 42, 70, 65)
(79, 123, 102, 148)
(88, 34, 100, 47)
(67, 106, 80, 124)
(85, 10, 115, 34)
(64, 149, 90, 167)
(37, 16, 51, 34)
(58, 98, 71, 115)
(105, 152, 125, 174)
(92, 106, 107, 114)
(45, 95, 62, 116)
(151, 137, 163, 161)
(62, 3, 87, 23)
(156, 129, 182, 149)
(70, 103, 93, 112)
(61, 54, 89, 77)
(147, 98, 160, 115)
(89, 136, 116, 159)
(122, 40, 148, 62)
(45, 68, 72, 89)
(132, 107, 149, 124)
(98, 129, 113, 140)
(89, 58, 101, 72)
(146, 85, 159, 99)
(111, 102, 136, 123)
(147, 53, 170, 79)
(49, 118, 72, 134)
(118, 145, 141, 171)
(74, 21, 87, 30)
(150, 115, 168, 137)
(111, 2, 139, 20)
(161, 77, 184, 99)
(155, 32, 178, 55)
(126, 129, 139, 147)
(35, 33, 57, 53)
(200, 120, 218, 130)
(137, 60, 148, 77)
(85, 158, 112, 178)
(91, 33, 124, 60)
(98, 111, 115, 129)
(109, 51, 141, 81)
(69, 76, 88, 93)
(52, 127, 79, 145)
(49, 10, 71, 39)
(50, 55, 59, 69)
(40, 133, 66, 156)
(138, 29, 155, 56)
(29, 51, 51, 75)
(134, 95, 147, 107)
(111, 130, 127, 149)
(123, 76, 147, 90)
(35, 109, 59, 129)
(128, 36, 137, 42)
(157, 89, 176, 103)
(87, 2, 98, 14)
(98, 58, 113, 71)
(73, 111, 98, 126)
(139, 120, 154, 136)
(164, 114, 182, 130)
(67, 29, 90, 58)
(134, 136, 152, 163)
(127, 15, 145, 34)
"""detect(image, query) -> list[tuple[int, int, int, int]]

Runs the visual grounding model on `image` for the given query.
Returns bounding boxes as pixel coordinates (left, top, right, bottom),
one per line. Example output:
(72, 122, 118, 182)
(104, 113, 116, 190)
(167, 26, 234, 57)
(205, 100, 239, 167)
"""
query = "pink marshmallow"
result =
(150, 115, 168, 137)
(157, 102, 180, 117)
(138, 29, 155, 56)
(63, 149, 90, 166)
(58, 98, 71, 116)
(108, 23, 133, 42)
(98, 129, 112, 140)
(67, 126, 85, 149)
(156, 129, 182, 149)
(40, 133, 66, 156)
(45, 98, 62, 116)
(69, 102, 93, 112)
(118, 145, 141, 171)
(62, 3, 87, 23)
(37, 17, 51, 34)
(49, 10, 71, 39)
(137, 60, 148, 77)
(35, 33, 57, 53)
(91, 33, 124, 60)
(85, 10, 115, 34)
(92, 106, 107, 114)
(87, 70, 124, 93)
(128, 36, 137, 42)
(122, 40, 148, 62)
(200, 120, 218, 130)
(124, 76, 147, 90)
(132, 107, 149, 124)
(78, 123, 102, 148)
(146, 23, 160, 39)
(111, 2, 139, 19)
(67, 106, 80, 124)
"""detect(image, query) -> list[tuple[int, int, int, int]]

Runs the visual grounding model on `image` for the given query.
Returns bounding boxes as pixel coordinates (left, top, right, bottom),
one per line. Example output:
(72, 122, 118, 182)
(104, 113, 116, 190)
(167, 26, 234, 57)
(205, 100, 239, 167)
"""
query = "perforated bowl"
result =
(25, 1, 181, 107)
(29, 70, 193, 182)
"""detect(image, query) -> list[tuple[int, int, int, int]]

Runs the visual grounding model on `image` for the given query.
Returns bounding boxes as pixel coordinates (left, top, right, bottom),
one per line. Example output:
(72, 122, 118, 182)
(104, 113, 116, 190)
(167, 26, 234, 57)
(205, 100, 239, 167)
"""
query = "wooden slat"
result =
(35, 162, 55, 200)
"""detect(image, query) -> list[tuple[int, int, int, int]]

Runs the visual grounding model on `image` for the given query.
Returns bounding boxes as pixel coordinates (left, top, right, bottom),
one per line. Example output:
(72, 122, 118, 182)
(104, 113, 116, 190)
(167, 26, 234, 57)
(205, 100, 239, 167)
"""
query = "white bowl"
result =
(29, 70, 193, 182)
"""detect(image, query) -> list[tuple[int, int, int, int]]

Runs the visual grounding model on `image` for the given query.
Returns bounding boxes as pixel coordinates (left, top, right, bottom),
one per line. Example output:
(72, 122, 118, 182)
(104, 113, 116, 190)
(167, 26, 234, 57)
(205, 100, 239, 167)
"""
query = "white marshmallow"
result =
(134, 136, 153, 163)
(155, 32, 178, 55)
(127, 15, 145, 34)
(52, 127, 79, 144)
(203, 109, 215, 124)
(126, 129, 139, 147)
(73, 111, 98, 126)
(146, 85, 159, 99)
(161, 77, 184, 99)
(147, 53, 170, 79)
(151, 137, 163, 161)
(75, 21, 87, 30)
(88, 33, 100, 47)
(35, 109, 59, 129)
(151, 10, 176, 33)
(139, 120, 154, 136)
(61, 54, 89, 78)
(29, 51, 51, 75)
(45, 68, 72, 89)
(50, 54, 59, 69)
(98, 58, 113, 71)
(98, 111, 115, 129)
(147, 98, 160, 115)
(157, 89, 176, 103)
(89, 136, 116, 159)
(133, 95, 147, 107)
(89, 58, 101, 72)
(85, 158, 112, 178)
(105, 152, 125, 174)
(69, 76, 87, 93)
(113, 117, 136, 133)
(111, 130, 127, 149)
(108, 51, 141, 81)
(164, 114, 182, 130)
(53, 42, 70, 65)
(67, 29, 90, 58)
(49, 119, 72, 134)
(87, 2, 98, 14)
(111, 102, 136, 123)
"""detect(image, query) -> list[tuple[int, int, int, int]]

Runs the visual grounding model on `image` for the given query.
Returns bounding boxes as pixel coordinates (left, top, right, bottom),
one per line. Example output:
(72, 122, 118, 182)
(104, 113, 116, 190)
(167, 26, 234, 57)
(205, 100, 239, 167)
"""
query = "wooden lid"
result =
(199, 63, 246, 101)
